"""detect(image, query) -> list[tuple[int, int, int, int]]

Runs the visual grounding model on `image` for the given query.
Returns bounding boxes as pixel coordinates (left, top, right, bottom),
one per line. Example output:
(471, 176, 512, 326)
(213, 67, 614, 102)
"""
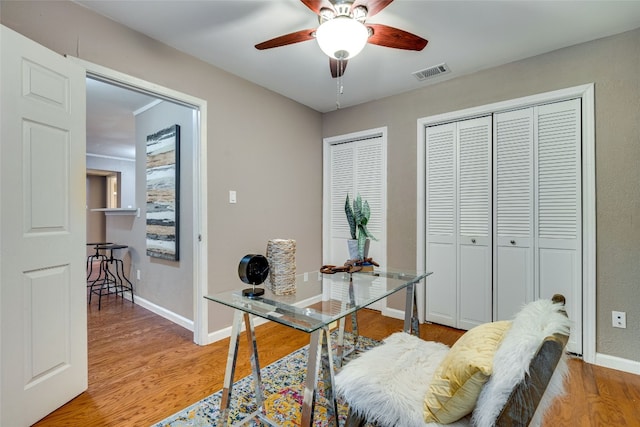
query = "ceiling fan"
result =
(255, 0, 428, 78)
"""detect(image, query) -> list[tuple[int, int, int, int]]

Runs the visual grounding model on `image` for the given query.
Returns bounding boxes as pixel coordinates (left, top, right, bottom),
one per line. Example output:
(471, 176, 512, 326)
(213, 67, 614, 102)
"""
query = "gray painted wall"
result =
(134, 101, 194, 319)
(85, 155, 135, 208)
(322, 28, 640, 362)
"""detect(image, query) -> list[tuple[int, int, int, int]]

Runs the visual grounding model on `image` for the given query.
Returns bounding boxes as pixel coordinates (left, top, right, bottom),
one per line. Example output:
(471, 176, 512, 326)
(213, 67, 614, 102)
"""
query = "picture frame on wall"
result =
(146, 124, 180, 261)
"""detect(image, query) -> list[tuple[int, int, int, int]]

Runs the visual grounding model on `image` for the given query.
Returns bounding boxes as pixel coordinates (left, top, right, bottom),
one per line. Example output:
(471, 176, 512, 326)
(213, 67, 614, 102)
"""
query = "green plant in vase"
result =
(345, 193, 377, 260)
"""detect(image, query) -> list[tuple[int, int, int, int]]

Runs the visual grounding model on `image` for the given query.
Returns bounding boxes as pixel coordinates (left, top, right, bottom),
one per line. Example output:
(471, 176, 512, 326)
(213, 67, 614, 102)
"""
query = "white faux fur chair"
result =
(335, 295, 570, 427)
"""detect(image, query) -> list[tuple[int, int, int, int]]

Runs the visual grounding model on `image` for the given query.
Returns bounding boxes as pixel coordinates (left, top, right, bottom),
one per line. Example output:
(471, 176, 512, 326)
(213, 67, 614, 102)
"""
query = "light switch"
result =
(229, 190, 237, 204)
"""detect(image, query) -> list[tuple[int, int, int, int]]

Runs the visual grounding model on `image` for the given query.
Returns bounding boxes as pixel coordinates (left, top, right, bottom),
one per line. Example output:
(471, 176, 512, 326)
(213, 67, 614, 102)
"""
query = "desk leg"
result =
(302, 327, 338, 427)
(404, 281, 420, 336)
(302, 329, 320, 426)
(336, 308, 347, 367)
(321, 327, 339, 426)
(219, 310, 244, 426)
(336, 277, 359, 368)
(348, 277, 359, 347)
(243, 312, 264, 409)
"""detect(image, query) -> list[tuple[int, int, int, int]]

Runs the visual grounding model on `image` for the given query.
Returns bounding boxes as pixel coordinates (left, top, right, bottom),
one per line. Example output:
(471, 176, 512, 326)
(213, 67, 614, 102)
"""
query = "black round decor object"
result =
(238, 254, 269, 297)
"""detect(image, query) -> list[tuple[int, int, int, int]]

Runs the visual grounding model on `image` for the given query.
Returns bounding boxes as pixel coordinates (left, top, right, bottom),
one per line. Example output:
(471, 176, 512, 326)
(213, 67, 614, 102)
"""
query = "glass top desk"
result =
(205, 268, 432, 427)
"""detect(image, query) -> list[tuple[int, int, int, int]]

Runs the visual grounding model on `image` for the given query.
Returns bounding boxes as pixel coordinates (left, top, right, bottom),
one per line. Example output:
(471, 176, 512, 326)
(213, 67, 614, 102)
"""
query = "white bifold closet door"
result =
(493, 108, 535, 322)
(425, 116, 492, 329)
(326, 136, 386, 308)
(494, 99, 582, 354)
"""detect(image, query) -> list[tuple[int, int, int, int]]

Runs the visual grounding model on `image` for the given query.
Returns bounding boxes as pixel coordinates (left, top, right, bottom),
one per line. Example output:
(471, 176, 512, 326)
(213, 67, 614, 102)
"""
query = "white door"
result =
(1, 25, 87, 426)
(536, 99, 582, 354)
(493, 108, 535, 321)
(325, 135, 386, 267)
(324, 131, 387, 309)
(425, 117, 492, 329)
(425, 123, 457, 327)
(457, 117, 492, 329)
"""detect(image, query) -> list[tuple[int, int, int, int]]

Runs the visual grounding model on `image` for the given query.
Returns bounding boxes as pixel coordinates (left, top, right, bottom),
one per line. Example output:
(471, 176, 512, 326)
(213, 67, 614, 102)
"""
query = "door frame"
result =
(416, 83, 596, 363)
(68, 57, 209, 345)
(322, 127, 389, 312)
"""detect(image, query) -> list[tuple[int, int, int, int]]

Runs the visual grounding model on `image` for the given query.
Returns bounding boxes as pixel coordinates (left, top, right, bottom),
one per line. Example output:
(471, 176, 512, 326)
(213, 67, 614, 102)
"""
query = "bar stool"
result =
(88, 244, 134, 309)
(86, 242, 112, 282)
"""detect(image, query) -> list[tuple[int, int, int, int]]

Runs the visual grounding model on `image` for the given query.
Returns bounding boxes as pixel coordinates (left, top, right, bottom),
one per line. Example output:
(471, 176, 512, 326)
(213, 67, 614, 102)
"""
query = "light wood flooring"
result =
(33, 295, 640, 426)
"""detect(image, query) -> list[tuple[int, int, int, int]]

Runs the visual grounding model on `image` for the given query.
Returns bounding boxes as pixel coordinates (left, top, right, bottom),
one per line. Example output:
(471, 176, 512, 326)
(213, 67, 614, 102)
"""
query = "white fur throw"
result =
(471, 298, 571, 427)
(335, 332, 472, 427)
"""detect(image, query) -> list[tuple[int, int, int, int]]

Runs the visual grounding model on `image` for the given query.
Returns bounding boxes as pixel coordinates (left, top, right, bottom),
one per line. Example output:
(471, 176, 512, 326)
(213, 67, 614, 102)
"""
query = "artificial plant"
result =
(345, 193, 377, 259)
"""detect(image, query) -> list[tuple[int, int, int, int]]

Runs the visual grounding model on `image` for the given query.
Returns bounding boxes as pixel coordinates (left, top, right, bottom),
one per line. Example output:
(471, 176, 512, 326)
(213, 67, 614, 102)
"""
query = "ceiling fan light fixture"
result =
(316, 17, 368, 60)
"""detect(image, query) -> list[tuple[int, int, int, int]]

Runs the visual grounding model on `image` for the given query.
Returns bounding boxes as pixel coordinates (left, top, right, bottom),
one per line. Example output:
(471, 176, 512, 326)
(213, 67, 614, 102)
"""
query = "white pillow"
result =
(335, 332, 450, 427)
(471, 298, 571, 427)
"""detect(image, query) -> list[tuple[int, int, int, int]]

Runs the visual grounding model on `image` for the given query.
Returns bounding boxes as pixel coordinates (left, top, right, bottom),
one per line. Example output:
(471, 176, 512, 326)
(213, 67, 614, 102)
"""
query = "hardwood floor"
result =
(34, 297, 640, 426)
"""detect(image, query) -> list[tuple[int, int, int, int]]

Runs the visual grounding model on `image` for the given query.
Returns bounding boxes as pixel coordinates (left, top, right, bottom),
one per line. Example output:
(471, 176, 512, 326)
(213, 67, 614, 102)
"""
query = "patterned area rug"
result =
(154, 332, 380, 427)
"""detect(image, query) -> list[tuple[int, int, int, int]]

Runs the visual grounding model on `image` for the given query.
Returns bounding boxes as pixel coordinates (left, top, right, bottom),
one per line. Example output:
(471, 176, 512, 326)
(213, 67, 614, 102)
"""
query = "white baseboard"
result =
(595, 352, 640, 375)
(381, 306, 405, 320)
(206, 294, 323, 344)
(133, 295, 194, 332)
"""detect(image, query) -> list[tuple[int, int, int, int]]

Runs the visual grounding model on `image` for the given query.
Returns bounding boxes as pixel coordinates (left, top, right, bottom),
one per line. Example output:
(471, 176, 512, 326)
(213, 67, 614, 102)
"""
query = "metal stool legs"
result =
(88, 244, 134, 309)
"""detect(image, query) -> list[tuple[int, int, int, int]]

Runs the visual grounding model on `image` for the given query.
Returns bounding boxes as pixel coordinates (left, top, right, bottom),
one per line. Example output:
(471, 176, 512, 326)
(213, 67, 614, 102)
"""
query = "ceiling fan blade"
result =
(300, 0, 335, 14)
(330, 58, 348, 78)
(255, 29, 316, 50)
(352, 0, 393, 17)
(366, 23, 428, 51)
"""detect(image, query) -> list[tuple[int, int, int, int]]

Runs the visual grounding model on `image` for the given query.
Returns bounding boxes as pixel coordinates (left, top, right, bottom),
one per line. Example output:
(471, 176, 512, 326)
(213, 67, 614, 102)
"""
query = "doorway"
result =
(78, 58, 209, 345)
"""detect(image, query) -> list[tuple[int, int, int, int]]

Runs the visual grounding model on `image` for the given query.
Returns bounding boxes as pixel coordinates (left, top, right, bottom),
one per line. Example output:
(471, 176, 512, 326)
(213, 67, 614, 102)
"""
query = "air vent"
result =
(413, 63, 450, 81)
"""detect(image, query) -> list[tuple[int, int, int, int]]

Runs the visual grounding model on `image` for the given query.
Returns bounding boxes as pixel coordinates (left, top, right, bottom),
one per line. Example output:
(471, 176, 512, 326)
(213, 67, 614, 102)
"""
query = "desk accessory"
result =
(238, 254, 270, 298)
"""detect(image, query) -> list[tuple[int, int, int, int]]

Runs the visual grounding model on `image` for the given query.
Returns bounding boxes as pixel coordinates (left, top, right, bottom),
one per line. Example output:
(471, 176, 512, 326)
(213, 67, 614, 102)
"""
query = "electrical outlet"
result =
(612, 311, 626, 328)
(136, 269, 141, 280)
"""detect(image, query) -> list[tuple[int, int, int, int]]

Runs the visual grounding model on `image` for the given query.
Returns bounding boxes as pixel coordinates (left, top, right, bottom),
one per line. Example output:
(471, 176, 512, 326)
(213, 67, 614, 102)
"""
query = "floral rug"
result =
(154, 332, 380, 427)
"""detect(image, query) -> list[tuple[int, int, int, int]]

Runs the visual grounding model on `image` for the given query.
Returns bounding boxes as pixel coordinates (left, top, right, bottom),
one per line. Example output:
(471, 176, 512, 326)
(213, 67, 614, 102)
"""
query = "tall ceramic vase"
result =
(347, 238, 370, 260)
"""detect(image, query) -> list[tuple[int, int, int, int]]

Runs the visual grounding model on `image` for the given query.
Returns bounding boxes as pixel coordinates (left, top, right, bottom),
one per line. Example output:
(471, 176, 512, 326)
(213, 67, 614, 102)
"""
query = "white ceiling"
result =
(81, 0, 640, 157)
(86, 78, 157, 159)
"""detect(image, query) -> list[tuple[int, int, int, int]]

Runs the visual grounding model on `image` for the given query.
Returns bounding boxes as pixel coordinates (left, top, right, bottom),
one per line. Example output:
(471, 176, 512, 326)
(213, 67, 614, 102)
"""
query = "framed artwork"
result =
(146, 124, 180, 261)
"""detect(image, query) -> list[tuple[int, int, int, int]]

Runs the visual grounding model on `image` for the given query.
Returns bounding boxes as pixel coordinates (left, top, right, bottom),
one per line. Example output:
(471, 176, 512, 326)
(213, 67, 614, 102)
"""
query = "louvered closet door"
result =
(536, 99, 582, 353)
(355, 138, 385, 259)
(328, 142, 356, 265)
(457, 117, 492, 329)
(425, 123, 457, 327)
(494, 108, 535, 321)
(327, 136, 386, 306)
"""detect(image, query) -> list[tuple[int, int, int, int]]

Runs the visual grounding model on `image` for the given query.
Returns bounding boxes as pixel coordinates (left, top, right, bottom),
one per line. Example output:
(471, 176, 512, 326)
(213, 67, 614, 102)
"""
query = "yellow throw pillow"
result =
(423, 320, 511, 424)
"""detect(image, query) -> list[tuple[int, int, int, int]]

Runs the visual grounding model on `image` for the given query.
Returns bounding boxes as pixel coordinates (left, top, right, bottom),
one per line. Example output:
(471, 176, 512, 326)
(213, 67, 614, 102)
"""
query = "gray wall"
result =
(85, 155, 135, 208)
(322, 28, 640, 362)
(1, 0, 323, 333)
(134, 101, 194, 319)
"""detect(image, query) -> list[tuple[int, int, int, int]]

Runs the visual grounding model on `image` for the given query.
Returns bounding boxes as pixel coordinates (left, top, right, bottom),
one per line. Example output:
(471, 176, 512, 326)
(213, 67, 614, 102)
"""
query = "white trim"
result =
(416, 122, 426, 323)
(86, 153, 135, 162)
(595, 353, 640, 375)
(192, 107, 209, 345)
(68, 56, 210, 345)
(417, 85, 593, 126)
(580, 84, 597, 365)
(417, 84, 596, 361)
(133, 295, 194, 331)
(381, 306, 405, 321)
(133, 99, 163, 116)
